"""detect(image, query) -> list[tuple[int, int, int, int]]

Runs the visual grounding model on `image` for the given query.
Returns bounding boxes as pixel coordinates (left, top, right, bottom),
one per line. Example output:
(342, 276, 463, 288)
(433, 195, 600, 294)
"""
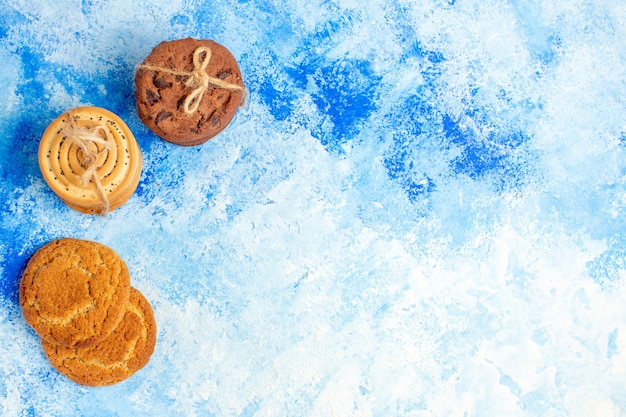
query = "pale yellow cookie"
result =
(38, 106, 142, 215)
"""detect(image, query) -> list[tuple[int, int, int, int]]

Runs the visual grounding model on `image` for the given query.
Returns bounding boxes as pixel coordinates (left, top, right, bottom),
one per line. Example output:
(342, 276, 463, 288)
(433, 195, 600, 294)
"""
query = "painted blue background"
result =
(1, 0, 626, 416)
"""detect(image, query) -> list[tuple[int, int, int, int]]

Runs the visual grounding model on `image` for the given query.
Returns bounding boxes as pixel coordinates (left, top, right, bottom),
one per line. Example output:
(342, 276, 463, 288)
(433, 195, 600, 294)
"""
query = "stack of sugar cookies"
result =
(38, 107, 143, 216)
(19, 238, 156, 387)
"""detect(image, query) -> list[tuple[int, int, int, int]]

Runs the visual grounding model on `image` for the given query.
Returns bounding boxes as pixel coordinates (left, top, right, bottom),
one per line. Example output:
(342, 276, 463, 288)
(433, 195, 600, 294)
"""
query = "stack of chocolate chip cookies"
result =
(20, 238, 156, 387)
(135, 38, 246, 146)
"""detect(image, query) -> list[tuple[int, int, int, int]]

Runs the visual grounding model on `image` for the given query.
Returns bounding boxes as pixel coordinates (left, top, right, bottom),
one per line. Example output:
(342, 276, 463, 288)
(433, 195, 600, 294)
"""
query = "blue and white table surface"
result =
(1, 0, 626, 416)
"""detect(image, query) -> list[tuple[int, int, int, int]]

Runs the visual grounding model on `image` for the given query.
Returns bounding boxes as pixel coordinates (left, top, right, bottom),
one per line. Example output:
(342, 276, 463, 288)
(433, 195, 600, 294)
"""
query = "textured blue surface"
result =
(2, 0, 626, 416)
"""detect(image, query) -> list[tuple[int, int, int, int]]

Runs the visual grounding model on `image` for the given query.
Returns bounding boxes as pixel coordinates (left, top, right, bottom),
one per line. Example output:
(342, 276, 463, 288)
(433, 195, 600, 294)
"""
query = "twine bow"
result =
(138, 46, 244, 115)
(61, 116, 113, 216)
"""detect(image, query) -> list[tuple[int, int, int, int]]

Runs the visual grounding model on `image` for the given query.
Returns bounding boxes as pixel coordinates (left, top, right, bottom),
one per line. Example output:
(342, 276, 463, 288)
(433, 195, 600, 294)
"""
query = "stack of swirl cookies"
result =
(38, 107, 142, 215)
(20, 238, 156, 387)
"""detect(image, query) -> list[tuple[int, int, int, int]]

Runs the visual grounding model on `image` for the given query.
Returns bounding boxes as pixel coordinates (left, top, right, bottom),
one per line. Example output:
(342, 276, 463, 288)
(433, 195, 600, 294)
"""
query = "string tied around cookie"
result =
(137, 46, 245, 115)
(61, 115, 114, 216)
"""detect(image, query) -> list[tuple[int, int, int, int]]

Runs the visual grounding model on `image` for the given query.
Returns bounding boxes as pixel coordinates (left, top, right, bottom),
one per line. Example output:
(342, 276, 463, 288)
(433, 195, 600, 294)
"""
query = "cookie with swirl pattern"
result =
(38, 106, 142, 215)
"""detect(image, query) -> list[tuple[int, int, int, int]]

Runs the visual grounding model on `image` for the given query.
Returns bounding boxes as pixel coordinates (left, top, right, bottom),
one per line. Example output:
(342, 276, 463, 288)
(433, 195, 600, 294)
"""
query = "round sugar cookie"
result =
(38, 106, 142, 215)
(20, 238, 131, 348)
(135, 37, 246, 146)
(42, 287, 157, 387)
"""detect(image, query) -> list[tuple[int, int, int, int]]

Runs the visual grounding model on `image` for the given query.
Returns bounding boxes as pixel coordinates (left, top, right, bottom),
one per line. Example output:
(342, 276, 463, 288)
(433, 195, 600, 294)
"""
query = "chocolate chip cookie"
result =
(135, 38, 246, 146)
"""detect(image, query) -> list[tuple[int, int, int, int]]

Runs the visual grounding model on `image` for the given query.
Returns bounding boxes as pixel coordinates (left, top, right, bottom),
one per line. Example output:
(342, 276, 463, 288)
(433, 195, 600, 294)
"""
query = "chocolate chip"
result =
(216, 70, 232, 80)
(221, 95, 232, 111)
(155, 111, 172, 125)
(154, 77, 172, 89)
(211, 115, 221, 127)
(146, 89, 160, 105)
